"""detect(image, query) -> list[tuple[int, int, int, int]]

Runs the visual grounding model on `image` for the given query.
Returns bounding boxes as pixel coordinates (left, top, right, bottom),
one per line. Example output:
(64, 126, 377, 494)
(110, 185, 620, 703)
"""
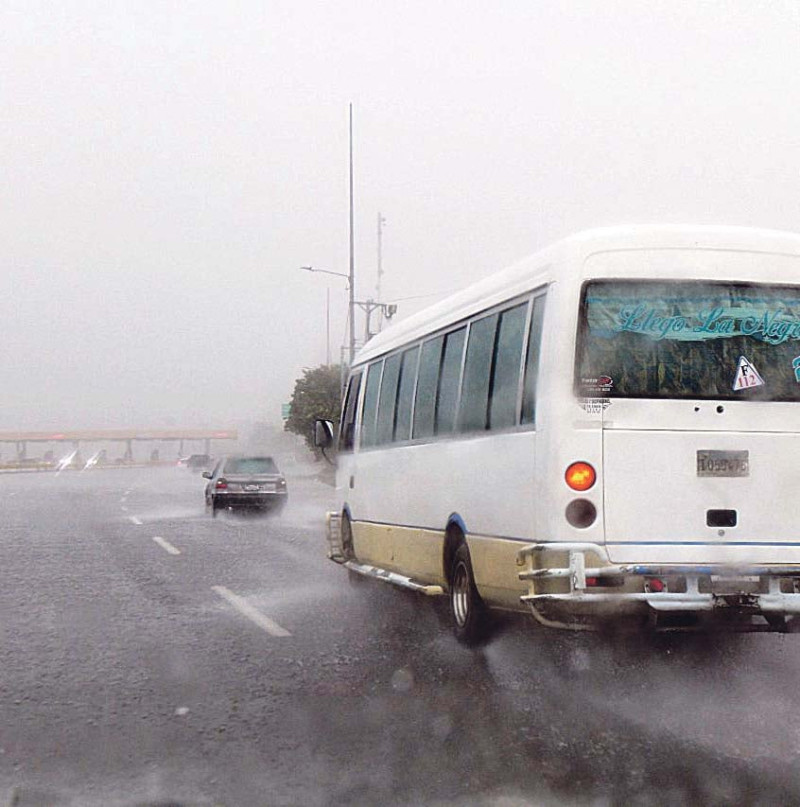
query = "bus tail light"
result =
(646, 577, 666, 594)
(565, 462, 596, 492)
(565, 498, 597, 528)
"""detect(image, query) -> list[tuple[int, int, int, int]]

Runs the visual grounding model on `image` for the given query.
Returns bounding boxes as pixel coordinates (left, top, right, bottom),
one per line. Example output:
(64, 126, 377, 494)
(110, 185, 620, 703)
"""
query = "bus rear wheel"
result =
(450, 543, 488, 645)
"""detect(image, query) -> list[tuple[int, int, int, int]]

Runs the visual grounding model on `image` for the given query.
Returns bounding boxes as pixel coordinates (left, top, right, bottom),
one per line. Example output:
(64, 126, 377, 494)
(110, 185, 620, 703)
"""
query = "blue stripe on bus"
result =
(447, 513, 468, 535)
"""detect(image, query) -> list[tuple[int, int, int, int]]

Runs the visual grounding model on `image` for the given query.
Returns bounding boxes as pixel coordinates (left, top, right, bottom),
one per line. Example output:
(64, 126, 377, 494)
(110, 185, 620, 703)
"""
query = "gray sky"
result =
(3, 0, 800, 429)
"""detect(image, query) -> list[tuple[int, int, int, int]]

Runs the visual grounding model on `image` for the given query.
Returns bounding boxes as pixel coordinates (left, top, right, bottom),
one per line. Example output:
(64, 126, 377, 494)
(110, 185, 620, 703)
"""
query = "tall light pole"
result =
(348, 103, 356, 366)
(376, 212, 386, 331)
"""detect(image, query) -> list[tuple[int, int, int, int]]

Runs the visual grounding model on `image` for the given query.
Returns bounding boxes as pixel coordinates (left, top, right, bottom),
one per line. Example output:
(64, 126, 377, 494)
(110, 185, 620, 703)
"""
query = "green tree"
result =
(284, 364, 342, 453)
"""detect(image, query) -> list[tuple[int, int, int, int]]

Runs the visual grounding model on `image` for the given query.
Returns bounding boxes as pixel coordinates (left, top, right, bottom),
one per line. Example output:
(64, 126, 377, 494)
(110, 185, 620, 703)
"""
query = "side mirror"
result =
(314, 419, 335, 449)
(201, 470, 213, 479)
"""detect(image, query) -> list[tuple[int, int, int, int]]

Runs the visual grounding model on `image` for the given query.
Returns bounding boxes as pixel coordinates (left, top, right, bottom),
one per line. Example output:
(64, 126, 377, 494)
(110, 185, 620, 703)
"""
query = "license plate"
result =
(697, 450, 749, 477)
(244, 484, 260, 491)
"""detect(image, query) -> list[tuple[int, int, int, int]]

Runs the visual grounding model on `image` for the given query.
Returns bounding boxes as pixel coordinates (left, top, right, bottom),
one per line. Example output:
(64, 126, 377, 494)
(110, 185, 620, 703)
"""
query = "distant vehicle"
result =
(55, 450, 78, 473)
(83, 450, 103, 470)
(185, 454, 211, 472)
(203, 456, 287, 517)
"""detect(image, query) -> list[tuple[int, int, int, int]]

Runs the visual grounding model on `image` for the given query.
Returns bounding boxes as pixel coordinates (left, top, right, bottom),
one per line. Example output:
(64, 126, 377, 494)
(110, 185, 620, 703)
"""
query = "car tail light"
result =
(565, 462, 596, 492)
(216, 479, 228, 490)
(278, 477, 287, 488)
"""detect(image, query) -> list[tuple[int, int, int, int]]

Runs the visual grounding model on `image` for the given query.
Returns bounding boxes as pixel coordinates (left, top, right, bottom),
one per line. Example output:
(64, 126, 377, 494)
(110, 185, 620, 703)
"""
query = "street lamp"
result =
(301, 266, 356, 366)
(301, 266, 348, 281)
(298, 104, 357, 366)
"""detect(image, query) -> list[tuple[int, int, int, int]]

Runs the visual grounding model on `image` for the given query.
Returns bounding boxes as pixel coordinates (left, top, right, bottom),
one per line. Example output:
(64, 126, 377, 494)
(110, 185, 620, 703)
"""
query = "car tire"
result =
(450, 543, 489, 646)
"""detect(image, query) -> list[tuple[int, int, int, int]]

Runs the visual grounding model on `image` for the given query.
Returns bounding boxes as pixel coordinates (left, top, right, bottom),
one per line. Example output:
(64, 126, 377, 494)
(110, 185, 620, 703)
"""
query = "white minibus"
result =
(317, 225, 800, 641)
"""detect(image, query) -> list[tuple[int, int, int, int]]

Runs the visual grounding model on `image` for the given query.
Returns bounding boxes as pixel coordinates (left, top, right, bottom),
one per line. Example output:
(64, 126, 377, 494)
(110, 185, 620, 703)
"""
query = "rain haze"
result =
(8, 4, 800, 807)
(3, 0, 800, 428)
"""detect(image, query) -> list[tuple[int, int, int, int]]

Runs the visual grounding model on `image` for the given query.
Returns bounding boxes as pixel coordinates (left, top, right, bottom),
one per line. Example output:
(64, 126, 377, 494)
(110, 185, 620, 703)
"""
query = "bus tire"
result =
(340, 514, 365, 587)
(450, 543, 489, 645)
(341, 513, 355, 560)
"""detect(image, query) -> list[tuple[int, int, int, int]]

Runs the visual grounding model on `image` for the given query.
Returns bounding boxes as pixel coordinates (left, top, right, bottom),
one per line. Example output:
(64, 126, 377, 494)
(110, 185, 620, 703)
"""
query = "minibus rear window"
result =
(576, 280, 800, 401)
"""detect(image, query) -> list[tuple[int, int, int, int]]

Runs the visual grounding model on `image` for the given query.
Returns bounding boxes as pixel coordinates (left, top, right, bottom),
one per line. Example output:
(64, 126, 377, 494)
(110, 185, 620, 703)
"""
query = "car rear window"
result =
(223, 457, 279, 474)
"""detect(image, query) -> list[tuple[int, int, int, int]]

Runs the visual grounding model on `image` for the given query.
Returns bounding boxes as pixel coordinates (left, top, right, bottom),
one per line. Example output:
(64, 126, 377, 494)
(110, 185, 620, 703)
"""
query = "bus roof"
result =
(355, 224, 800, 366)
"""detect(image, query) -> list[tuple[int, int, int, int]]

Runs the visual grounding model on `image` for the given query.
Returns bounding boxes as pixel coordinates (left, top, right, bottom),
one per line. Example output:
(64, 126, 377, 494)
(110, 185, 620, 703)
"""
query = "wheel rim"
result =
(452, 561, 470, 628)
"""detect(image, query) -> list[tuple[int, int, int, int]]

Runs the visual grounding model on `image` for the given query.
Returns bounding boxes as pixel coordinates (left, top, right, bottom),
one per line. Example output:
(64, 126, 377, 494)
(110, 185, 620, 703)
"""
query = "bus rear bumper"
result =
(517, 542, 800, 632)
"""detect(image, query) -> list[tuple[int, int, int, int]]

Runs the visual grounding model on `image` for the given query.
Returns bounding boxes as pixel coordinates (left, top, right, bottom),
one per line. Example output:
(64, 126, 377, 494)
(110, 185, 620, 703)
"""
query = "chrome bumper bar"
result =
(517, 542, 800, 631)
(325, 511, 443, 596)
(344, 561, 444, 596)
(325, 511, 343, 561)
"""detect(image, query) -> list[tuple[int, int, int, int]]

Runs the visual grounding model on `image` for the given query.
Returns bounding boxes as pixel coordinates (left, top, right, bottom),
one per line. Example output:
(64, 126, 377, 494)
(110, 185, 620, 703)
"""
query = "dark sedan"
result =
(203, 456, 288, 517)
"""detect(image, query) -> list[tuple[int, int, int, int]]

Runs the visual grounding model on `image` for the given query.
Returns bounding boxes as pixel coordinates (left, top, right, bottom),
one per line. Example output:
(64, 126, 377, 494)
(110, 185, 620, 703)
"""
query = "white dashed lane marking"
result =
(128, 516, 143, 526)
(212, 586, 291, 637)
(152, 536, 181, 556)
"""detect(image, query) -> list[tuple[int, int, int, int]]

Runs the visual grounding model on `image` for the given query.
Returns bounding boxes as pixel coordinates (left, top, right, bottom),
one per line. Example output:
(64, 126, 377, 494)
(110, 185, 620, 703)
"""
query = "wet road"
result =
(2, 465, 800, 806)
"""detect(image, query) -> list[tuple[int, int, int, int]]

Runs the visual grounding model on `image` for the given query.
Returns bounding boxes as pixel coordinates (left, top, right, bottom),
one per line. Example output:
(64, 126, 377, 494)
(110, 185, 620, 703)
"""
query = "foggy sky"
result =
(3, 0, 800, 430)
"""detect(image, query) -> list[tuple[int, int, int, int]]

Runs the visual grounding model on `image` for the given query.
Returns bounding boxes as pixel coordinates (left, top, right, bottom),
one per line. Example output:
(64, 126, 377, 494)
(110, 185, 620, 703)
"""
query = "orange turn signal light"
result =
(565, 462, 596, 492)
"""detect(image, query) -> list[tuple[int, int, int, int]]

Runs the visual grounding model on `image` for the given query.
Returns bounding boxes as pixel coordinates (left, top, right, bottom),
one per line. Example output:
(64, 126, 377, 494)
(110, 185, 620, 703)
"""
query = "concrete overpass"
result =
(0, 429, 238, 463)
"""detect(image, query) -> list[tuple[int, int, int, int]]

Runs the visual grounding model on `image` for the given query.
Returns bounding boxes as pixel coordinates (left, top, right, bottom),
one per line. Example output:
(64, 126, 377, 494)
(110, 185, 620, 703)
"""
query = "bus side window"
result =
(376, 353, 401, 445)
(413, 336, 443, 439)
(339, 371, 363, 452)
(459, 313, 499, 433)
(521, 293, 547, 425)
(435, 327, 466, 435)
(394, 346, 420, 442)
(489, 302, 528, 429)
(361, 360, 383, 448)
